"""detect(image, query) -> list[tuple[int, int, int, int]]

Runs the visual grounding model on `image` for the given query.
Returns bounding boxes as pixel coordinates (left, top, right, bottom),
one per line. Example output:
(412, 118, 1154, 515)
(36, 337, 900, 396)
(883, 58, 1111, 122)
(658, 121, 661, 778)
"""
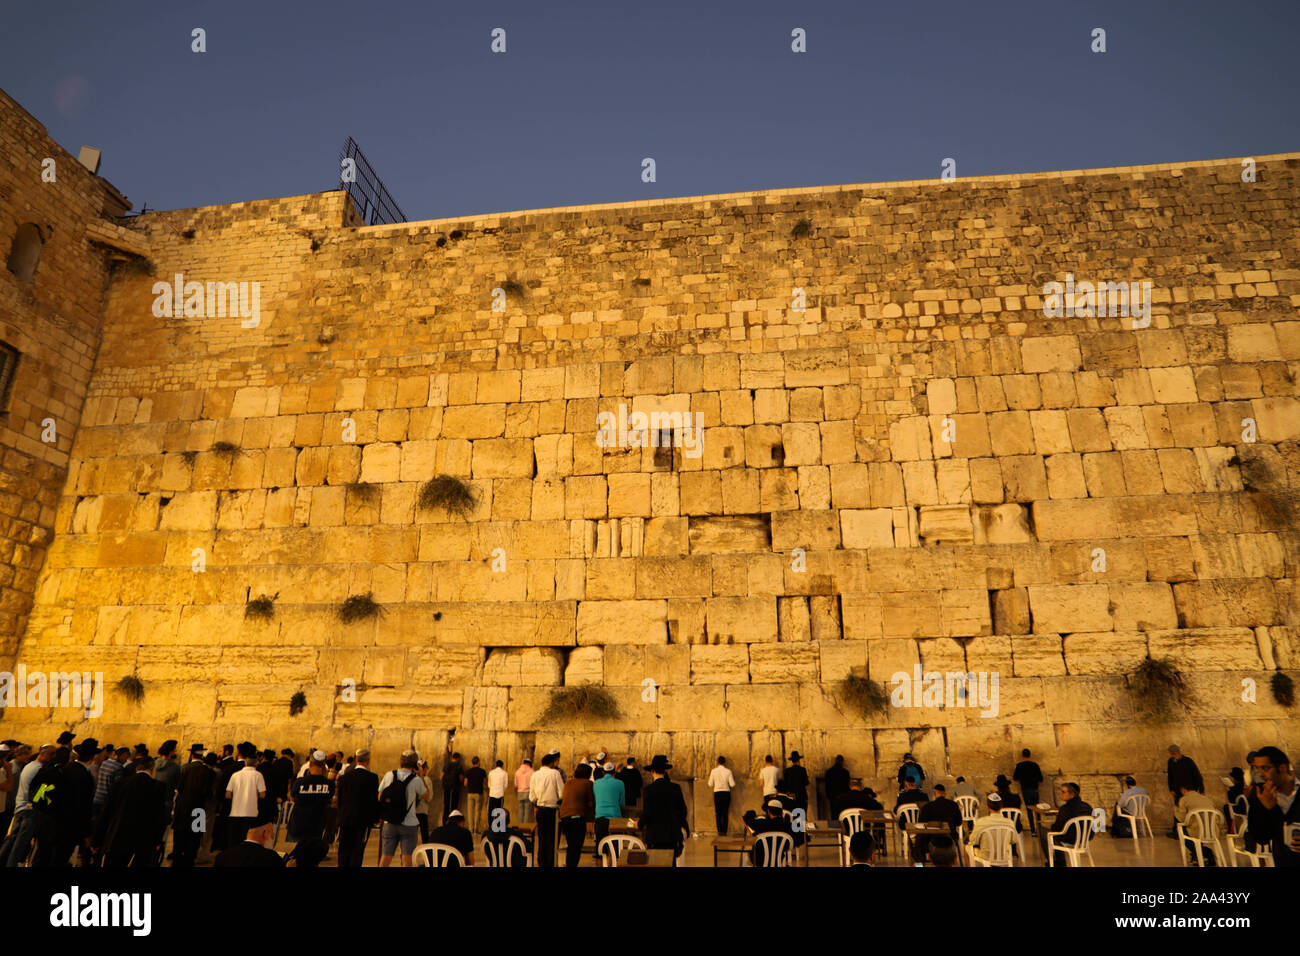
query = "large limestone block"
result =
(1063, 632, 1148, 675)
(1010, 635, 1066, 676)
(635, 556, 712, 597)
(784, 348, 849, 387)
(706, 596, 778, 643)
(157, 492, 218, 531)
(342, 688, 464, 727)
(577, 599, 669, 645)
(818, 640, 866, 680)
(1147, 627, 1263, 670)
(1028, 584, 1112, 633)
(1032, 499, 1118, 540)
(435, 601, 576, 646)
(749, 643, 819, 683)
(471, 438, 534, 478)
(940, 589, 992, 637)
(442, 404, 506, 439)
(918, 504, 972, 544)
(723, 684, 800, 730)
(840, 508, 894, 549)
(605, 644, 690, 686)
(778, 596, 811, 642)
(690, 645, 749, 683)
(1041, 676, 1132, 723)
(409, 647, 482, 686)
(1020, 335, 1081, 373)
(565, 646, 605, 685)
(770, 509, 840, 551)
(1108, 582, 1178, 631)
(483, 647, 565, 685)
(1172, 579, 1278, 627)
(971, 504, 1032, 544)
(688, 515, 769, 554)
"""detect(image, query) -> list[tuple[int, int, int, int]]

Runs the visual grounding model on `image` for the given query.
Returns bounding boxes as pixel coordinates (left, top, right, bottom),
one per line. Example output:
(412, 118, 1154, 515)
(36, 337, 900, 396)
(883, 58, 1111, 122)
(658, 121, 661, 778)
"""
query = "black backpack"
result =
(378, 771, 416, 825)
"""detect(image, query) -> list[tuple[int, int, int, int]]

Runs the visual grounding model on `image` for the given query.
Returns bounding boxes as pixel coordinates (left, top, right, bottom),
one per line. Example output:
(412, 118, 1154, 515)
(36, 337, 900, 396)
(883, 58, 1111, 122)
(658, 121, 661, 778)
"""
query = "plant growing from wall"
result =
(289, 691, 308, 716)
(501, 279, 525, 298)
(418, 475, 477, 520)
(348, 482, 380, 503)
(791, 218, 812, 239)
(338, 593, 381, 624)
(1272, 672, 1296, 708)
(210, 441, 240, 458)
(180, 450, 198, 466)
(245, 593, 277, 621)
(540, 685, 621, 723)
(1128, 656, 1188, 722)
(840, 673, 890, 717)
(117, 675, 145, 704)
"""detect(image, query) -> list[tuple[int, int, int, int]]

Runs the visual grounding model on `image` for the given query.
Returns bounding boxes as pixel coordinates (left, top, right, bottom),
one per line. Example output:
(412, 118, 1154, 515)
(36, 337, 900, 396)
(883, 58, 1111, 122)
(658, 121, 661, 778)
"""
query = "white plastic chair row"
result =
(1046, 815, 1096, 867)
(413, 842, 466, 867)
(480, 834, 533, 867)
(1115, 793, 1154, 841)
(1176, 808, 1226, 868)
(968, 819, 1017, 867)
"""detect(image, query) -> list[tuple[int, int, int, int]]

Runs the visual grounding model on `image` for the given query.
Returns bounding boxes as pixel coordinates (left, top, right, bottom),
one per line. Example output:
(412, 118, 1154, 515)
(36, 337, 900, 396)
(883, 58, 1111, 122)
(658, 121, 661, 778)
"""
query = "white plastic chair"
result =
(413, 842, 467, 868)
(597, 833, 646, 867)
(967, 821, 1016, 867)
(1226, 831, 1274, 868)
(753, 831, 794, 867)
(1177, 808, 1225, 868)
(955, 795, 980, 831)
(1115, 793, 1152, 841)
(838, 809, 866, 867)
(896, 803, 921, 856)
(1046, 816, 1095, 867)
(998, 807, 1026, 860)
(480, 834, 532, 868)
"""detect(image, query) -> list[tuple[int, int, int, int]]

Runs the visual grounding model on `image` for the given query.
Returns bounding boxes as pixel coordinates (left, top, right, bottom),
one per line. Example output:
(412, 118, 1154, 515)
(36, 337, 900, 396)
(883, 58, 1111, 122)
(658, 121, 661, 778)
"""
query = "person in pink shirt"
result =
(514, 759, 534, 823)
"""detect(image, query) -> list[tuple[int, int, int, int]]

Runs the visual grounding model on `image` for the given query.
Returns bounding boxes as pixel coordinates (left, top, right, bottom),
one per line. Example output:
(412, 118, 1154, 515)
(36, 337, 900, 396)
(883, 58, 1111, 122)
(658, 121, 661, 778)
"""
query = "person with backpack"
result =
(377, 750, 428, 867)
(896, 753, 926, 793)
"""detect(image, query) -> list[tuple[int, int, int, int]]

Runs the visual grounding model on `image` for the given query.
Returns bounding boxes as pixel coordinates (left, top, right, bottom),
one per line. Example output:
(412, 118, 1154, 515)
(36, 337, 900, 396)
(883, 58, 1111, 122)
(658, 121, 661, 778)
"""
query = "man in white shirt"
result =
(760, 754, 779, 797)
(528, 750, 564, 867)
(967, 793, 1017, 864)
(708, 755, 737, 836)
(377, 750, 429, 867)
(487, 759, 509, 826)
(224, 743, 267, 846)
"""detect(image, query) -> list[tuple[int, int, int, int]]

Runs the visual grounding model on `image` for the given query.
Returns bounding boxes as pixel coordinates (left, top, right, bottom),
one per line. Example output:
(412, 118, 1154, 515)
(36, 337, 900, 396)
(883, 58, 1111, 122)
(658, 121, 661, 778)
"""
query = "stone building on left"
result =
(0, 89, 148, 650)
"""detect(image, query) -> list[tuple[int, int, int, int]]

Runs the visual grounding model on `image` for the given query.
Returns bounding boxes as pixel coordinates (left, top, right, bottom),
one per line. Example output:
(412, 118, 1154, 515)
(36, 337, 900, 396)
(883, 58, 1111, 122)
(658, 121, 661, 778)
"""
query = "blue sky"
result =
(3, 0, 1297, 221)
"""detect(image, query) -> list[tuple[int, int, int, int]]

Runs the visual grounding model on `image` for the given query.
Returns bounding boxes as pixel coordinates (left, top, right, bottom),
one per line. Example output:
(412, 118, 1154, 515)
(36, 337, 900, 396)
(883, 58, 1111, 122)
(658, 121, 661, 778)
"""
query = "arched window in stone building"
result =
(6, 223, 45, 282)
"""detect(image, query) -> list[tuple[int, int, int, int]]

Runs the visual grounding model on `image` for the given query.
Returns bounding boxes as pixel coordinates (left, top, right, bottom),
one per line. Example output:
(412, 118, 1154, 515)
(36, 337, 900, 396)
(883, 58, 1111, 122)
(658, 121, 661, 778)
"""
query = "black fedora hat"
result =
(648, 754, 672, 772)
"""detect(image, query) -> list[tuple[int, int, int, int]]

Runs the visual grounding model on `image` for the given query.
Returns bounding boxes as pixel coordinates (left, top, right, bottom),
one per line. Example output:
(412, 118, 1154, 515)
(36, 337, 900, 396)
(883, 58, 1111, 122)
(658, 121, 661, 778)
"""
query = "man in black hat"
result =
(94, 756, 168, 867)
(154, 740, 181, 802)
(214, 816, 284, 867)
(992, 774, 1023, 830)
(781, 751, 810, 816)
(56, 740, 99, 867)
(173, 745, 216, 868)
(56, 731, 76, 748)
(639, 755, 688, 859)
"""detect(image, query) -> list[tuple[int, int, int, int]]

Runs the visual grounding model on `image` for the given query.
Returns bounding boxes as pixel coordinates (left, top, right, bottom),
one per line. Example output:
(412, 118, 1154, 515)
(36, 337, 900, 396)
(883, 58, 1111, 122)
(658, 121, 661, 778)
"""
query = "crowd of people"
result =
(1, 731, 1295, 867)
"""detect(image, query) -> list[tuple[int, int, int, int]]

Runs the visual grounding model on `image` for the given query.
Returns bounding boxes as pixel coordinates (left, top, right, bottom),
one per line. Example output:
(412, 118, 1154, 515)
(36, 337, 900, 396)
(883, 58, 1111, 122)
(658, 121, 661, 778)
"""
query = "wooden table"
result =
(712, 836, 753, 867)
(905, 822, 966, 866)
(860, 810, 896, 859)
(621, 848, 676, 868)
(1025, 805, 1058, 865)
(801, 827, 843, 866)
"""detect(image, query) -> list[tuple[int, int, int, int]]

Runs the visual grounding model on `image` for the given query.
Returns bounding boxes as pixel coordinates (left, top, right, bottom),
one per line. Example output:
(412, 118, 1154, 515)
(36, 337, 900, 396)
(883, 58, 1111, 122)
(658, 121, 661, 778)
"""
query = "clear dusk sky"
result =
(3, 0, 1297, 221)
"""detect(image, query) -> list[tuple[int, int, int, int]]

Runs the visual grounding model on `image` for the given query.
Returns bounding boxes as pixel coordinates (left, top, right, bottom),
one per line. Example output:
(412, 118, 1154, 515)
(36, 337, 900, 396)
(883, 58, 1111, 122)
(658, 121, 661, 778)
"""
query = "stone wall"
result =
(4, 95, 1299, 828)
(0, 90, 129, 648)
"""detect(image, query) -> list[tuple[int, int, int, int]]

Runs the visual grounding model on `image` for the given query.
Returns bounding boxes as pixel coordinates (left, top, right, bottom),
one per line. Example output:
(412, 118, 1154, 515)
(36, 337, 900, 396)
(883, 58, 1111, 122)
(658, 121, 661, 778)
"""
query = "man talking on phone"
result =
(1246, 746, 1299, 866)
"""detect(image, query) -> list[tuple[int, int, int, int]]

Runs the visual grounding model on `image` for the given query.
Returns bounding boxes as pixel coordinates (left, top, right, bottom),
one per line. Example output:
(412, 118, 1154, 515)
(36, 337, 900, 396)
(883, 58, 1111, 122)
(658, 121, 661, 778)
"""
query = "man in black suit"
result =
(94, 757, 169, 867)
(172, 745, 216, 868)
(214, 818, 284, 867)
(914, 783, 964, 862)
(336, 748, 379, 867)
(1013, 749, 1044, 833)
(55, 740, 98, 867)
(617, 757, 643, 809)
(823, 755, 850, 823)
(782, 751, 810, 816)
(834, 779, 886, 851)
(1246, 746, 1300, 866)
(638, 755, 688, 859)
(1047, 781, 1093, 866)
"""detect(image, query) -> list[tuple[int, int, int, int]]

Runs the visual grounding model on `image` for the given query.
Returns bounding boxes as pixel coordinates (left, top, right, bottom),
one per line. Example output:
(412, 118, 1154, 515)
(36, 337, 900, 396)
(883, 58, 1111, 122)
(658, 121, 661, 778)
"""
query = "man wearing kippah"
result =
(967, 792, 1017, 864)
